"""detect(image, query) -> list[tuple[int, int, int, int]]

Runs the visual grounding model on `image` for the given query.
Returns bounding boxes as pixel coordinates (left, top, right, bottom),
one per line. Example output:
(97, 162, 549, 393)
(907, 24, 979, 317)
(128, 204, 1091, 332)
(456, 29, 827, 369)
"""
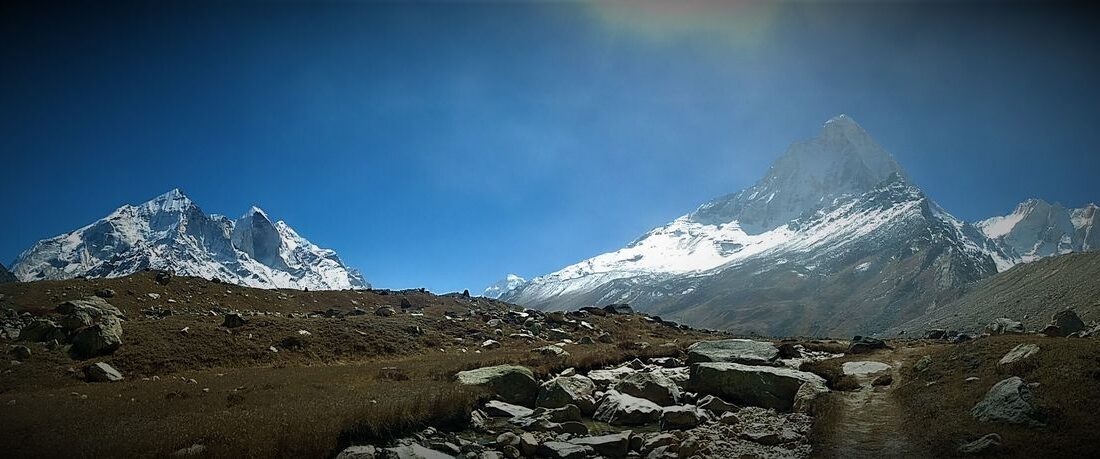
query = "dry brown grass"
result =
(0, 272, 714, 458)
(894, 335, 1100, 457)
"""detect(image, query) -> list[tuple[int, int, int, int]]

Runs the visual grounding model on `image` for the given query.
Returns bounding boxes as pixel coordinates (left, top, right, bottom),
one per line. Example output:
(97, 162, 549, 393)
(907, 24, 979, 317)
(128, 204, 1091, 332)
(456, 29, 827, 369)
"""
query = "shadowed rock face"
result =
(0, 263, 15, 284)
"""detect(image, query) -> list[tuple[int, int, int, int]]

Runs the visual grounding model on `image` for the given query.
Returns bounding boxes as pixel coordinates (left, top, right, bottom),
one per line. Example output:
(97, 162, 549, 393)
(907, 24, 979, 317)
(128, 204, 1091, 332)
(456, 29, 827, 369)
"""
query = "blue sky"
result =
(2, 1, 1098, 292)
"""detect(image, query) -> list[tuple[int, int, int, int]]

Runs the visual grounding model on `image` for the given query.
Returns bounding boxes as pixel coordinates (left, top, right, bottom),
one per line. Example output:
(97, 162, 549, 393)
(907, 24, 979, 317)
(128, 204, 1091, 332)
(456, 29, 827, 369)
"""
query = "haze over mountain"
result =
(496, 116, 1094, 337)
(10, 189, 367, 290)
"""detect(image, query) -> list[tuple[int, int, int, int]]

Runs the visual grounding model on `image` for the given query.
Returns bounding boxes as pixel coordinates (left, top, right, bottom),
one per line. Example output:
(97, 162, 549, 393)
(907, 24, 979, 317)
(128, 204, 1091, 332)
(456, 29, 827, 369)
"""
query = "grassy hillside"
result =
(0, 271, 712, 457)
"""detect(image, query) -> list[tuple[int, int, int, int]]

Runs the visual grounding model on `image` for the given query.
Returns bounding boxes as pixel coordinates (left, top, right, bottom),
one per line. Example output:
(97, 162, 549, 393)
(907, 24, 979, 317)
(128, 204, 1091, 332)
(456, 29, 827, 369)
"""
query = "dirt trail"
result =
(828, 346, 930, 458)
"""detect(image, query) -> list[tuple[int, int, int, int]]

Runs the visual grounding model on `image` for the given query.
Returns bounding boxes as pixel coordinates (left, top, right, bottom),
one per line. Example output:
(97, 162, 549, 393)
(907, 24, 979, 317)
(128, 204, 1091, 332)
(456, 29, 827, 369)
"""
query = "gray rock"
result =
(456, 365, 538, 406)
(612, 371, 681, 406)
(570, 432, 632, 458)
(56, 297, 123, 318)
(482, 339, 502, 349)
(532, 345, 569, 357)
(847, 336, 888, 354)
(537, 374, 598, 414)
(71, 317, 123, 358)
(1046, 309, 1085, 337)
(382, 443, 453, 458)
(222, 312, 248, 328)
(483, 400, 534, 418)
(594, 390, 662, 426)
(84, 362, 123, 382)
(686, 339, 779, 365)
(375, 305, 396, 317)
(687, 362, 827, 412)
(697, 394, 738, 414)
(914, 355, 933, 372)
(998, 344, 1039, 367)
(985, 318, 1025, 335)
(335, 445, 377, 459)
(537, 441, 588, 459)
(546, 328, 571, 340)
(659, 405, 703, 430)
(958, 433, 1002, 455)
(19, 319, 65, 342)
(171, 444, 207, 457)
(597, 332, 614, 343)
(94, 288, 116, 298)
(971, 376, 1043, 426)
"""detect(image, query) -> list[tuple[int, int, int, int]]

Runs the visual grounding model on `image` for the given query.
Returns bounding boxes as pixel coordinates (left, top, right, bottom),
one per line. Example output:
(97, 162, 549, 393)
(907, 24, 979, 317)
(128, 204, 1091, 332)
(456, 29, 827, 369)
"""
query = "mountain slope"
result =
(0, 263, 15, 284)
(976, 199, 1097, 261)
(482, 274, 526, 299)
(11, 189, 368, 290)
(501, 115, 1009, 337)
(886, 251, 1100, 335)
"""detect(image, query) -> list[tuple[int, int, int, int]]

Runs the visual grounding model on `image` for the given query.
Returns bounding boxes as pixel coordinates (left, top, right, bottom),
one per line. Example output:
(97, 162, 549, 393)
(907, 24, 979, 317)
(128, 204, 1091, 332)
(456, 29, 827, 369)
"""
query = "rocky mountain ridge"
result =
(10, 189, 367, 290)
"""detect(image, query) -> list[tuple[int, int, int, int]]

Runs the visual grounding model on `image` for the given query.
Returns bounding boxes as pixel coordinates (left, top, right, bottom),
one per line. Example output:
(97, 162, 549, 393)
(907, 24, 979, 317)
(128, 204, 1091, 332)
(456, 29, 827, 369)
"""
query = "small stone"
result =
(84, 362, 124, 382)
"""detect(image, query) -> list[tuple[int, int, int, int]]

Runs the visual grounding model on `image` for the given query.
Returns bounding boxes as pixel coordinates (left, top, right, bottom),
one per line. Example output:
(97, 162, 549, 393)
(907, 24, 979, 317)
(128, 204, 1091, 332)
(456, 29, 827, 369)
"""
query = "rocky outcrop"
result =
(688, 362, 827, 412)
(686, 339, 779, 365)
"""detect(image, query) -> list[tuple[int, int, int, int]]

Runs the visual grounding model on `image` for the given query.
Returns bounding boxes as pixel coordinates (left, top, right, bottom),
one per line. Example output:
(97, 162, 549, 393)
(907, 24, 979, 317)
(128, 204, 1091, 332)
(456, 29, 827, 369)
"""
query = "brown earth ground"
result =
(808, 336, 1100, 458)
(0, 272, 714, 457)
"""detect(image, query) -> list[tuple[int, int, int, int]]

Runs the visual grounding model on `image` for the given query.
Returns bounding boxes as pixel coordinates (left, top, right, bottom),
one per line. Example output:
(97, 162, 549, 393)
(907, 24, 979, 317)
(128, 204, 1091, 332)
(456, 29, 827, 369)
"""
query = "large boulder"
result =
(56, 297, 123, 319)
(847, 336, 888, 354)
(611, 371, 681, 406)
(971, 377, 1043, 426)
(570, 432, 632, 458)
(222, 312, 248, 328)
(456, 365, 538, 407)
(537, 375, 598, 414)
(985, 318, 1025, 335)
(70, 317, 123, 358)
(687, 362, 827, 411)
(686, 339, 779, 365)
(594, 390, 662, 426)
(1044, 309, 1085, 337)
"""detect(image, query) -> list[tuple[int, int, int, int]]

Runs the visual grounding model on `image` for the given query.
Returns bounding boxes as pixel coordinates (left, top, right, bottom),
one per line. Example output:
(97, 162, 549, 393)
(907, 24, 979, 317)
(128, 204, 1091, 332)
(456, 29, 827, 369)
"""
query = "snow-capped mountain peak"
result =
(688, 115, 907, 234)
(500, 115, 1011, 336)
(978, 198, 1098, 260)
(483, 274, 526, 299)
(12, 190, 368, 290)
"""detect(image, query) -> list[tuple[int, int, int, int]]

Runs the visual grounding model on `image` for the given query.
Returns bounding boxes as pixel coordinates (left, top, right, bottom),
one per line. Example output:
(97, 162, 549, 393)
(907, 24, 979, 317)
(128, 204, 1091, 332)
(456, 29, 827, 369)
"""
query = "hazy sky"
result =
(2, 0, 1098, 292)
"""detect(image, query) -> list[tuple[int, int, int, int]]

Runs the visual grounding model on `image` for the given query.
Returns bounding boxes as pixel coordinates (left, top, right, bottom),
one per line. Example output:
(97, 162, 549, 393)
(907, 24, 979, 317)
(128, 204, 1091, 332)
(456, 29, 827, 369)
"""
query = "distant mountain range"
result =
(489, 115, 1096, 336)
(10, 189, 368, 290)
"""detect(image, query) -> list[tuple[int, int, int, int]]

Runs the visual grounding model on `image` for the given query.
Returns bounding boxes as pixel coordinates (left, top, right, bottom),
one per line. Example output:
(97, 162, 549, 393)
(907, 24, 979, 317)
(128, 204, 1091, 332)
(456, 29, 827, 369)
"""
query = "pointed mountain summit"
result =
(690, 115, 908, 233)
(502, 115, 1010, 336)
(11, 190, 368, 290)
